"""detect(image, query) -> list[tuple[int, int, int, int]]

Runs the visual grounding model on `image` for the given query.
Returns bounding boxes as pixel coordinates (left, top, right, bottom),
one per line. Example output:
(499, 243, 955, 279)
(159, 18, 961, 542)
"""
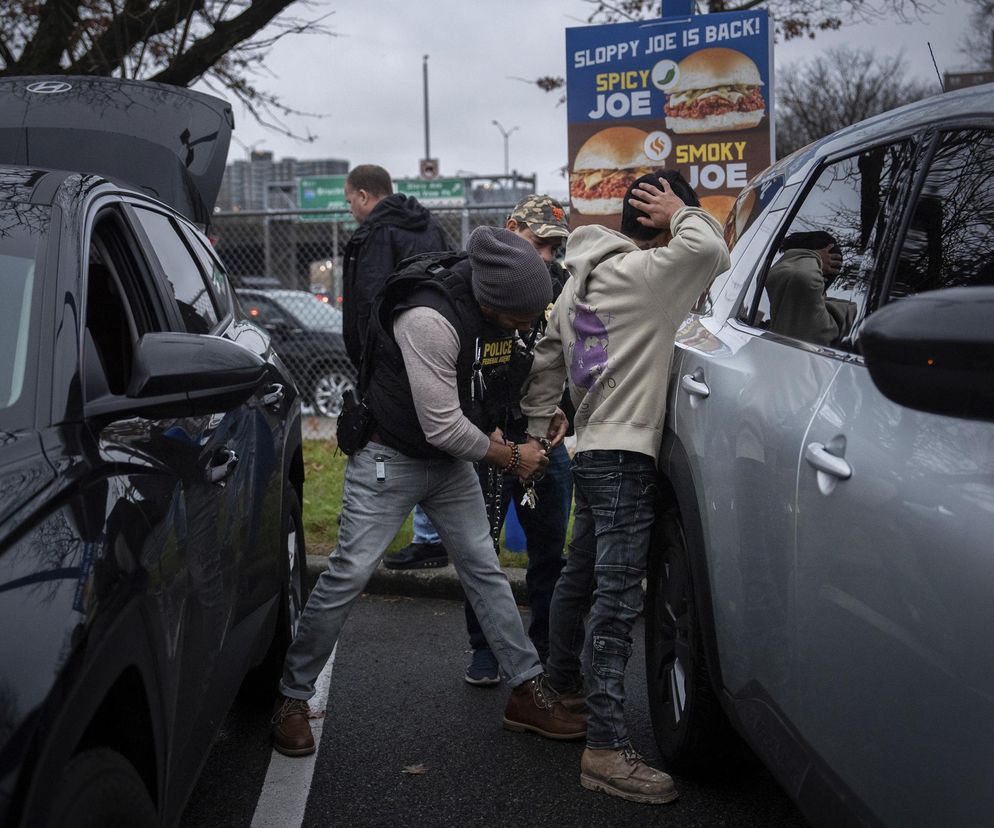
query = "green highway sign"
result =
(395, 178, 466, 206)
(298, 175, 348, 221)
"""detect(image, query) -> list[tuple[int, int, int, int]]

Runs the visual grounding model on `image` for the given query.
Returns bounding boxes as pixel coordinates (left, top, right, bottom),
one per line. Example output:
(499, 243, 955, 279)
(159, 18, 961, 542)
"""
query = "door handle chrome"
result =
(804, 442, 851, 480)
(680, 371, 710, 399)
(262, 383, 285, 408)
(206, 448, 239, 485)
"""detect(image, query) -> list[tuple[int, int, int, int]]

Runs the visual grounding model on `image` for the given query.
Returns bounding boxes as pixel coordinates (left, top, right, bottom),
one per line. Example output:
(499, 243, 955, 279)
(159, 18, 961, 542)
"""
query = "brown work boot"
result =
(538, 674, 589, 714)
(502, 676, 587, 740)
(271, 695, 316, 756)
(580, 746, 679, 804)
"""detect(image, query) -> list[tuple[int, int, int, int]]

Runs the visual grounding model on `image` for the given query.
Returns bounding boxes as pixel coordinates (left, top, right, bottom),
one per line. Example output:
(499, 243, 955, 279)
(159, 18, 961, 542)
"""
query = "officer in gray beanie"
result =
(467, 226, 553, 316)
(273, 218, 584, 759)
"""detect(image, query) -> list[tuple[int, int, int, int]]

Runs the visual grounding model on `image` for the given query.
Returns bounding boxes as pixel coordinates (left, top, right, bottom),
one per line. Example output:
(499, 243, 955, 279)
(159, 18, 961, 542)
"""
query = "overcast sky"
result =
(212, 0, 979, 200)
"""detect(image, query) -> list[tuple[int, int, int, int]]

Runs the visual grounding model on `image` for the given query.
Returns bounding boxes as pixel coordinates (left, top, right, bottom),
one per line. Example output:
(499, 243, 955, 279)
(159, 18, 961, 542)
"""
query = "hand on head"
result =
(817, 244, 843, 278)
(628, 177, 686, 232)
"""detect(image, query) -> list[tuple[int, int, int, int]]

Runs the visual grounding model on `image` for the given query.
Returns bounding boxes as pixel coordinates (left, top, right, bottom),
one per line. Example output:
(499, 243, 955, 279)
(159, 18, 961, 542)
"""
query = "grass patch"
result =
(302, 439, 571, 566)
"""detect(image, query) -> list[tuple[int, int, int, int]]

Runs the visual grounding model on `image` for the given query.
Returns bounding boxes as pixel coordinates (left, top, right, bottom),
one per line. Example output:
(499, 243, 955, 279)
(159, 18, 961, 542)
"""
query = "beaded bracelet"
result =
(501, 442, 521, 474)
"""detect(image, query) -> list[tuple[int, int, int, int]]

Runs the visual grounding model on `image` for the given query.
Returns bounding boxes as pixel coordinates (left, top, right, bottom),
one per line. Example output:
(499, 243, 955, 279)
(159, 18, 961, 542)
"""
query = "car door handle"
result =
(262, 383, 285, 408)
(680, 370, 710, 399)
(206, 447, 239, 485)
(804, 442, 852, 480)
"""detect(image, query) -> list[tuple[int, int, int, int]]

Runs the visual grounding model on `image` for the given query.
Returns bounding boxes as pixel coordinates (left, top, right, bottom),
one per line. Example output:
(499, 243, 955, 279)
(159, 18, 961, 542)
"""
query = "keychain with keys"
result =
(520, 481, 538, 510)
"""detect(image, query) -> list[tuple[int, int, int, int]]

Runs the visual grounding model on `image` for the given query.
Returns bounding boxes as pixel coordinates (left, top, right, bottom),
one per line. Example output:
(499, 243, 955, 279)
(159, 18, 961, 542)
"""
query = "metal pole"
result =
(491, 120, 519, 181)
(423, 55, 430, 160)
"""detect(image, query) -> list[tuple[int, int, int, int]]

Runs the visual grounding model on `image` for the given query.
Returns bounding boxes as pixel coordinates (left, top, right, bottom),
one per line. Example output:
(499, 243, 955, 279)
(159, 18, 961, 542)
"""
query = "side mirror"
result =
(86, 332, 268, 422)
(861, 286, 994, 422)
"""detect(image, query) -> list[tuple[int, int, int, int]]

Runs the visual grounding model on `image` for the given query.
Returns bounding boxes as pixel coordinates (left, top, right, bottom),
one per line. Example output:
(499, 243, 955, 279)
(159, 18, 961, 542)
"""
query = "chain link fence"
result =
(213, 203, 523, 440)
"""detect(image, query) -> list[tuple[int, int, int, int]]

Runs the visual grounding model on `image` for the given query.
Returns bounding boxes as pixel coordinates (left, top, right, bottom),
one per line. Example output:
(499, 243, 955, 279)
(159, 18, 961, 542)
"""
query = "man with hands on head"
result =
(766, 230, 854, 346)
(520, 171, 731, 805)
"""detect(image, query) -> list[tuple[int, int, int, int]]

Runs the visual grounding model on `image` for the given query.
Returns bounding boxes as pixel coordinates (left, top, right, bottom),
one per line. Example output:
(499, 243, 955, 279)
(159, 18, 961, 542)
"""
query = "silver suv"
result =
(646, 82, 994, 826)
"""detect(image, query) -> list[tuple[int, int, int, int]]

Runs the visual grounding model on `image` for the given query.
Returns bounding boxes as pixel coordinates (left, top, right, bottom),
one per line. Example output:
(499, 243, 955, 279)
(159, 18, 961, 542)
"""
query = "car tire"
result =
(47, 748, 157, 828)
(645, 506, 736, 772)
(312, 370, 354, 418)
(243, 484, 308, 701)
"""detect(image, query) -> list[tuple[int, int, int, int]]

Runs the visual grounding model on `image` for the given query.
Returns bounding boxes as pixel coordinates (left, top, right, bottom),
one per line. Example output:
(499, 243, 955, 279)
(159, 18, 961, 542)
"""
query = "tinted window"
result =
(743, 142, 911, 351)
(241, 295, 284, 327)
(890, 129, 994, 298)
(133, 207, 219, 333)
(181, 224, 233, 315)
(0, 205, 48, 410)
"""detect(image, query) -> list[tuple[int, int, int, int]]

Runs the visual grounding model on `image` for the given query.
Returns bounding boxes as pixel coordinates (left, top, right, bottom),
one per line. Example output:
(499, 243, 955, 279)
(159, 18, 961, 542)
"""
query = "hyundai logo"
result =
(26, 80, 73, 94)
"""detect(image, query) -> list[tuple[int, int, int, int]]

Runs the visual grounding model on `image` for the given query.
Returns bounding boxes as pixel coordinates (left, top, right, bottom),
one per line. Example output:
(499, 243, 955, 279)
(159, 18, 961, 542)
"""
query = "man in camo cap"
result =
(390, 194, 578, 688)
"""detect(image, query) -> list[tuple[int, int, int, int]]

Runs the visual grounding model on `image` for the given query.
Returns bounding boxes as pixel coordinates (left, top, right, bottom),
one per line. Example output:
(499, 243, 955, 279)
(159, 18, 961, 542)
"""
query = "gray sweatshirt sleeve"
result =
(393, 307, 490, 461)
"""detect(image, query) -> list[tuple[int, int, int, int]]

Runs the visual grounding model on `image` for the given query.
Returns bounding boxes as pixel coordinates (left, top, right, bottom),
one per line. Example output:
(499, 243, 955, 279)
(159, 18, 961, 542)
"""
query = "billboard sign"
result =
(395, 177, 466, 206)
(565, 10, 773, 230)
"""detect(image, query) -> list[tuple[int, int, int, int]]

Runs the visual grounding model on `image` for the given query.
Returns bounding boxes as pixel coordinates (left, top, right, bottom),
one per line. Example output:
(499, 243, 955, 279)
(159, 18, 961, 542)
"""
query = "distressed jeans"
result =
(546, 449, 657, 750)
(281, 442, 544, 699)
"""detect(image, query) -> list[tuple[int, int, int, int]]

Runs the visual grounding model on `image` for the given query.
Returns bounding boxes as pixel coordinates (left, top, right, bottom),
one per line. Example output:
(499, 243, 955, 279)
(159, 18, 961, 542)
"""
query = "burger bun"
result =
(699, 194, 737, 226)
(665, 109, 764, 135)
(573, 126, 651, 171)
(669, 47, 763, 92)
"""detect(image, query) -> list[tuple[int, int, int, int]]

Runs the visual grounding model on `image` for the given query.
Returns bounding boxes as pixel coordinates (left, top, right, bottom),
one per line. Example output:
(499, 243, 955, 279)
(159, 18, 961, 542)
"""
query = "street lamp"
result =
(491, 120, 519, 178)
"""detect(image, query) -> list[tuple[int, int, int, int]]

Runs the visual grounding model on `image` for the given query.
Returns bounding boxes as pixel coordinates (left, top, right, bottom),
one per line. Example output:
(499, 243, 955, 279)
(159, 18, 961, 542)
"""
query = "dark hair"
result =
(781, 230, 838, 253)
(620, 169, 700, 241)
(346, 164, 393, 197)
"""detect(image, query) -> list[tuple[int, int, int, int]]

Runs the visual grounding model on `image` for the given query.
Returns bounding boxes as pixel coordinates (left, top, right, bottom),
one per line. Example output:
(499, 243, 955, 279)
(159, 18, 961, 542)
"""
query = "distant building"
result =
(217, 151, 348, 211)
(944, 33, 994, 92)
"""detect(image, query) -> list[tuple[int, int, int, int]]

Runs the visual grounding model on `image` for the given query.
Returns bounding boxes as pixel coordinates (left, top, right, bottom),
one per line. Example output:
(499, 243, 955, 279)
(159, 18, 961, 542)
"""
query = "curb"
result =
(305, 549, 528, 603)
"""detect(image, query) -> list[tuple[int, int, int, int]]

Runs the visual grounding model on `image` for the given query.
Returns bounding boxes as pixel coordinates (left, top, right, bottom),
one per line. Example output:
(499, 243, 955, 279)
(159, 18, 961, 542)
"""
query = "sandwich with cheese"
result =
(664, 48, 765, 134)
(569, 126, 656, 215)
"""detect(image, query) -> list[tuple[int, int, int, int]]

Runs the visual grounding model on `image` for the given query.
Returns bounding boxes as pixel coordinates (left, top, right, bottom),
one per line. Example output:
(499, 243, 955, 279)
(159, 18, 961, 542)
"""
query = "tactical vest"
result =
(364, 255, 517, 459)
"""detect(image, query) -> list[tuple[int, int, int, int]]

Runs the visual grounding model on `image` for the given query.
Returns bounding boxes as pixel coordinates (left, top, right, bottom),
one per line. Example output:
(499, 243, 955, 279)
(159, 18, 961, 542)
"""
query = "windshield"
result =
(274, 293, 344, 333)
(0, 204, 49, 410)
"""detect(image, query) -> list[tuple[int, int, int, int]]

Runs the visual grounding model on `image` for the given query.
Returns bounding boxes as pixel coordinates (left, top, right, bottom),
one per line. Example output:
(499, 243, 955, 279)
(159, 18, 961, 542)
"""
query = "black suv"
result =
(237, 289, 356, 417)
(0, 76, 306, 826)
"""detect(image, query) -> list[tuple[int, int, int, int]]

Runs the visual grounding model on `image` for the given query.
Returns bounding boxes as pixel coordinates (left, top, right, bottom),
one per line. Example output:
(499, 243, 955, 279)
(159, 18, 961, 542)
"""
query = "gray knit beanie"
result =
(466, 226, 553, 314)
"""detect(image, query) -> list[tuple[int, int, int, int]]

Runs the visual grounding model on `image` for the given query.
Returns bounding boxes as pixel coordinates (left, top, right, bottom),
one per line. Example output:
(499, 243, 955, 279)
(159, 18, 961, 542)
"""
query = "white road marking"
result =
(250, 648, 336, 828)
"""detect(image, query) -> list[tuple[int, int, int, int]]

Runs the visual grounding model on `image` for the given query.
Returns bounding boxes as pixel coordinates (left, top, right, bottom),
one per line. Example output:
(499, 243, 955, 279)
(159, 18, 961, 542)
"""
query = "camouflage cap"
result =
(509, 194, 569, 239)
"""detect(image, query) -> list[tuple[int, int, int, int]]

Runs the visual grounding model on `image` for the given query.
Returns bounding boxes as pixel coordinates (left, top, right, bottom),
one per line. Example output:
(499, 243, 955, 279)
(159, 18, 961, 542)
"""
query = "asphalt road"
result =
(182, 593, 807, 827)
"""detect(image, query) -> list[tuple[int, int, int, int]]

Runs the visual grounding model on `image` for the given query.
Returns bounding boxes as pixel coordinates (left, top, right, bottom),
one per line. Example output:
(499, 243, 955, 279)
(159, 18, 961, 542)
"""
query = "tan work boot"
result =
(502, 677, 587, 740)
(538, 674, 589, 714)
(271, 695, 316, 756)
(580, 746, 679, 804)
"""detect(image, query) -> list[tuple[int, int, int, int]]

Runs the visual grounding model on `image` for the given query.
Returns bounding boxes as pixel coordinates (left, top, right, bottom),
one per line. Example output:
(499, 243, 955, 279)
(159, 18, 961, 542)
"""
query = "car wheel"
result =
(243, 484, 307, 700)
(645, 506, 735, 771)
(47, 748, 157, 828)
(313, 370, 353, 418)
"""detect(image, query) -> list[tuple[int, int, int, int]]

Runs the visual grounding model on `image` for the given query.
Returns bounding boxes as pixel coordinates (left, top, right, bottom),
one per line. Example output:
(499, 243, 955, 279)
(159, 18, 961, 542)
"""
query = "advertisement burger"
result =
(569, 126, 656, 215)
(664, 47, 766, 134)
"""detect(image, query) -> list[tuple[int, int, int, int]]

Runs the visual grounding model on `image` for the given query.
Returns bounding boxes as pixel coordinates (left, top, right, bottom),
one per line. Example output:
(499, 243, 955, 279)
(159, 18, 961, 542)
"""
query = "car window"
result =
(132, 206, 220, 334)
(0, 205, 48, 412)
(889, 129, 994, 298)
(242, 295, 285, 327)
(84, 209, 164, 399)
(181, 223, 233, 316)
(741, 141, 912, 352)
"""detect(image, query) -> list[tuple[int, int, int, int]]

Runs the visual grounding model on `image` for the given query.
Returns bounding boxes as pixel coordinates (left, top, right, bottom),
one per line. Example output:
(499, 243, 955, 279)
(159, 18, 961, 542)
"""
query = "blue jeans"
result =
(464, 442, 572, 661)
(281, 442, 544, 698)
(412, 503, 441, 545)
(546, 450, 657, 750)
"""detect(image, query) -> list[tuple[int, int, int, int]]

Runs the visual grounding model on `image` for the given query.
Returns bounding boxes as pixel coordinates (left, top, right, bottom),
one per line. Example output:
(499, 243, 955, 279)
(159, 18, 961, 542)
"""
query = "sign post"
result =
(565, 10, 774, 230)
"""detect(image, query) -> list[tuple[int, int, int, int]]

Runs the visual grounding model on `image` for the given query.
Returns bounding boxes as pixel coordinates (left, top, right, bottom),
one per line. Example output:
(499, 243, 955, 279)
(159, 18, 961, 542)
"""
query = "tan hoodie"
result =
(521, 206, 730, 459)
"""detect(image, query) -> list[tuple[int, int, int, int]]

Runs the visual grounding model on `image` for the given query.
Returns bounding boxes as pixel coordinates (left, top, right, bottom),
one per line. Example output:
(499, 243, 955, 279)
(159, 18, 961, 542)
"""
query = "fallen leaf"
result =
(401, 763, 429, 775)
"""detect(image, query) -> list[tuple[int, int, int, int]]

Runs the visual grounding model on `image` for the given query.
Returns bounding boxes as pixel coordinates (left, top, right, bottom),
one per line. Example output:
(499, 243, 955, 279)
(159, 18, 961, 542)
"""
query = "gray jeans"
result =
(280, 441, 544, 699)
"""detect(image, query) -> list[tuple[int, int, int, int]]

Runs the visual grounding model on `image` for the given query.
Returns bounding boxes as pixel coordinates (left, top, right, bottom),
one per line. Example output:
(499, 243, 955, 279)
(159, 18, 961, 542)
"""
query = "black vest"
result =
(365, 258, 515, 459)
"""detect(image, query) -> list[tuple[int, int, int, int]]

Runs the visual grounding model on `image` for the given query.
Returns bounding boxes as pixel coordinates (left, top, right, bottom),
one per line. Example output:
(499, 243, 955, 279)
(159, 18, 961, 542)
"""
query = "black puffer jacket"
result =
(342, 194, 451, 369)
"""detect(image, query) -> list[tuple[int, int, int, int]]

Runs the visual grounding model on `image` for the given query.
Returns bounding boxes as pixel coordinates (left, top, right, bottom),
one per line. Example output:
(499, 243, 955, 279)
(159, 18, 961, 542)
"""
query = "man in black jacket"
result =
(342, 164, 451, 369)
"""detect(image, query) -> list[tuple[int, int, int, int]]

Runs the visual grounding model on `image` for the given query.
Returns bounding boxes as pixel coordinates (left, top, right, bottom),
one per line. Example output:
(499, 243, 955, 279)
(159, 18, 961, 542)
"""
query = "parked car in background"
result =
(237, 289, 356, 418)
(0, 76, 306, 827)
(646, 83, 994, 827)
